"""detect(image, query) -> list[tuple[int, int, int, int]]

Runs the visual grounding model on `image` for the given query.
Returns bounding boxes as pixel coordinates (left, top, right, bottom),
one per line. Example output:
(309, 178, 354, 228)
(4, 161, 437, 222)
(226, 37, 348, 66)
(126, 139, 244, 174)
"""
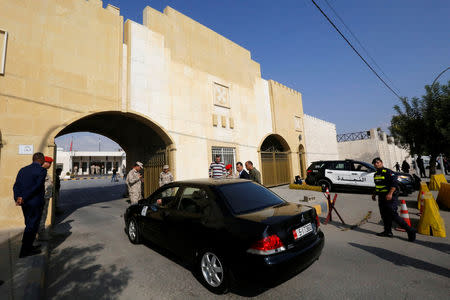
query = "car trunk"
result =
(237, 202, 318, 249)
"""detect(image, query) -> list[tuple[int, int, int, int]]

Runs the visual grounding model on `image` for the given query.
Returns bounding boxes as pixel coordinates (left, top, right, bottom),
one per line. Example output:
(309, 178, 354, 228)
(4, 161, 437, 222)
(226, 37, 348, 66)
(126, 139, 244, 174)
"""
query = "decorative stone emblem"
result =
(214, 83, 230, 108)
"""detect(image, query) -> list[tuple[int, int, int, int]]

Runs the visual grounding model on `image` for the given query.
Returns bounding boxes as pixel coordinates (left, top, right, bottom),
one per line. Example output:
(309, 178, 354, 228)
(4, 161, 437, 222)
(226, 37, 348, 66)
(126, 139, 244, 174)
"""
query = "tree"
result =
(390, 81, 450, 176)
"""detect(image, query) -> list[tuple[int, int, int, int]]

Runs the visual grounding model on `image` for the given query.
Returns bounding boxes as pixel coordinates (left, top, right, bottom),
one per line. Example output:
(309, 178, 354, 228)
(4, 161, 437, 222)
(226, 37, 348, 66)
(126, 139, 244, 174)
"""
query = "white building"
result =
(303, 114, 339, 167)
(56, 148, 127, 177)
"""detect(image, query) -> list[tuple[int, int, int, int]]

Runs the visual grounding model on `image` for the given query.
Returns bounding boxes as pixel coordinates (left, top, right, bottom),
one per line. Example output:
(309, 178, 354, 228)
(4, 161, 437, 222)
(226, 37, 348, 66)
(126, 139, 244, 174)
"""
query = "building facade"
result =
(338, 128, 411, 169)
(56, 148, 126, 177)
(303, 114, 339, 170)
(0, 1, 307, 228)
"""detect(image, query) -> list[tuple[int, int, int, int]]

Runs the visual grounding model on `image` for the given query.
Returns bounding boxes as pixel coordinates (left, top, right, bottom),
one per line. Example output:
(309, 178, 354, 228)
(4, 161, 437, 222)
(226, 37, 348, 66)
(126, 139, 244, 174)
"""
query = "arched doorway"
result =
(55, 111, 175, 197)
(299, 144, 306, 178)
(260, 134, 291, 187)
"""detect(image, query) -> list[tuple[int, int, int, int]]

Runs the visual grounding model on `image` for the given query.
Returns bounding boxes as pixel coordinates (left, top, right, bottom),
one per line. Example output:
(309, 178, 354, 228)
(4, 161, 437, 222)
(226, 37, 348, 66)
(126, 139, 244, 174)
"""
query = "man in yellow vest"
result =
(372, 157, 416, 242)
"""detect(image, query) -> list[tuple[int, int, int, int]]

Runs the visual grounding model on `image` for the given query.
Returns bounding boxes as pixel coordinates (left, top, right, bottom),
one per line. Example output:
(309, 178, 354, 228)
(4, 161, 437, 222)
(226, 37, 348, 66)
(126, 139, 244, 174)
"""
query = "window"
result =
(178, 187, 211, 214)
(216, 182, 284, 215)
(352, 162, 372, 173)
(212, 147, 236, 172)
(332, 161, 349, 170)
(106, 161, 112, 172)
(0, 29, 7, 75)
(81, 162, 87, 172)
(150, 186, 180, 208)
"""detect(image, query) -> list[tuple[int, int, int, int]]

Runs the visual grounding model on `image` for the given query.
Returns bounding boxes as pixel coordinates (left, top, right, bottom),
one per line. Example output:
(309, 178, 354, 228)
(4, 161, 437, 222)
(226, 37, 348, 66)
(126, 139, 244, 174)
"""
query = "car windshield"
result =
(360, 162, 376, 172)
(215, 182, 285, 215)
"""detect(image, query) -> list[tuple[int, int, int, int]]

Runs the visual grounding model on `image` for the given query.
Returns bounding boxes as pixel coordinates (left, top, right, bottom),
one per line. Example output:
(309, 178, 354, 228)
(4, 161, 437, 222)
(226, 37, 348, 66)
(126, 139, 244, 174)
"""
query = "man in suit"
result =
(236, 162, 249, 179)
(13, 152, 47, 258)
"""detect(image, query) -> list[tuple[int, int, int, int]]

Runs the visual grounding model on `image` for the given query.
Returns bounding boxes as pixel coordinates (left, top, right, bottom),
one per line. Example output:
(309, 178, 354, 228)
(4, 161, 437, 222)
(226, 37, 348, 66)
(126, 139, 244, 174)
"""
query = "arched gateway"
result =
(54, 111, 175, 197)
(260, 134, 292, 187)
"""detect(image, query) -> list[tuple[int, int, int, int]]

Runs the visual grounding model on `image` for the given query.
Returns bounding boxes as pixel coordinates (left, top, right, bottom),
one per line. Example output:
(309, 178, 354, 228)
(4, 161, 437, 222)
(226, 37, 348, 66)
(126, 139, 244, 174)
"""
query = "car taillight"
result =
(307, 170, 312, 173)
(315, 214, 320, 228)
(247, 234, 286, 255)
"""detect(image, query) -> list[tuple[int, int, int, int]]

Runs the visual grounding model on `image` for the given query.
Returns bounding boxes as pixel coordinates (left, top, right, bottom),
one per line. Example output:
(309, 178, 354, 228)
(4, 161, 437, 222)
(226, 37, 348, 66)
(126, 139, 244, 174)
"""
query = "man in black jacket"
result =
(236, 162, 249, 179)
(13, 152, 47, 257)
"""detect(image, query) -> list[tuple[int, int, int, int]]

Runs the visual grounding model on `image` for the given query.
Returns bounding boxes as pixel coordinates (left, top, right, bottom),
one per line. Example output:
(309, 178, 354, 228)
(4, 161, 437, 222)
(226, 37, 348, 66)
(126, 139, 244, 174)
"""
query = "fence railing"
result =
(337, 131, 371, 142)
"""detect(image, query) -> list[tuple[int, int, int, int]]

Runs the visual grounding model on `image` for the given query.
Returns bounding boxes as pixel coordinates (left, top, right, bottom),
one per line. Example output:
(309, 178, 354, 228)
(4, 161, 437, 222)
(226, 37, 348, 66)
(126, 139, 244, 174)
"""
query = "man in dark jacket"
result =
(13, 152, 47, 258)
(236, 162, 249, 179)
(401, 159, 410, 174)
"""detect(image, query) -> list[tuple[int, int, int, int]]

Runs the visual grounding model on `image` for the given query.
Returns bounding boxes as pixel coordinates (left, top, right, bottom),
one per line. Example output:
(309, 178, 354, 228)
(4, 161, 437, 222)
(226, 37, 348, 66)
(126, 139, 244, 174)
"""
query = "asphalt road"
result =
(46, 179, 450, 299)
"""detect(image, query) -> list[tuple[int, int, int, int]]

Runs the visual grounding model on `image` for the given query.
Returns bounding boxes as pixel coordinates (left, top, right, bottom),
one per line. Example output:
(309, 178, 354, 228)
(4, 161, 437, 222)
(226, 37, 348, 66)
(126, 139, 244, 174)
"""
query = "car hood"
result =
(236, 202, 313, 225)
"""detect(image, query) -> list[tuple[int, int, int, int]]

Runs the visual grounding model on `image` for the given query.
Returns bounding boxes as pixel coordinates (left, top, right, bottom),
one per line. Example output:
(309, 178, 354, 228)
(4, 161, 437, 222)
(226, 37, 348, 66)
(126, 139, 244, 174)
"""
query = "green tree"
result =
(390, 81, 450, 176)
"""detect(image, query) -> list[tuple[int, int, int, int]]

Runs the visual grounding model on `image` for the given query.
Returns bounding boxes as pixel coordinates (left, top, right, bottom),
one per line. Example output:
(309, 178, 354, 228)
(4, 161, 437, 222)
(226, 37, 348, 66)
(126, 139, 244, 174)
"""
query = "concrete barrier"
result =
(417, 193, 446, 237)
(429, 174, 448, 191)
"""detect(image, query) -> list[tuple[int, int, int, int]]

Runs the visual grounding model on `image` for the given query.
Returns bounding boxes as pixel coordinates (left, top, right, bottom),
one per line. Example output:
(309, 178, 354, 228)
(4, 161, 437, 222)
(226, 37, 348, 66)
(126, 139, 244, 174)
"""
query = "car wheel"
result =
(127, 218, 141, 244)
(197, 250, 229, 294)
(318, 179, 332, 192)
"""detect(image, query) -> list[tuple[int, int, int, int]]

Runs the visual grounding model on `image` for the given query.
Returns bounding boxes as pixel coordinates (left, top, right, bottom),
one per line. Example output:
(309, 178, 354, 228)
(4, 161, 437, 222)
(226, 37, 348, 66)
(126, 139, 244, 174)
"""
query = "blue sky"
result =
(56, 0, 450, 150)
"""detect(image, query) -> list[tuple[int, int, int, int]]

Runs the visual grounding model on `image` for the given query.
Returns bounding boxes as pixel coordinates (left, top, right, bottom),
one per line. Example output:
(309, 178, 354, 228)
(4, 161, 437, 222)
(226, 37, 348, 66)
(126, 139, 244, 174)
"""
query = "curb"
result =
(12, 240, 49, 300)
(62, 176, 113, 181)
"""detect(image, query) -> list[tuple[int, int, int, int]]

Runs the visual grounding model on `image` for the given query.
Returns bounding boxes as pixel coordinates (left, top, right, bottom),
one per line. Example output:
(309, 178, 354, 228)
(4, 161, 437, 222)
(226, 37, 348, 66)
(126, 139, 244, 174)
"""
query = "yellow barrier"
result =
(289, 183, 322, 192)
(437, 183, 450, 209)
(417, 182, 430, 210)
(417, 193, 446, 237)
(429, 174, 448, 191)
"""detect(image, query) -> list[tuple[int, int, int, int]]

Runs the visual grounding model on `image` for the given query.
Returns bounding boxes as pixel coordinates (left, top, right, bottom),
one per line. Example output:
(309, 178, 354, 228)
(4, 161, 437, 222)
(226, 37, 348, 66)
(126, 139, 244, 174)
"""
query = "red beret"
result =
(225, 164, 232, 170)
(44, 156, 53, 163)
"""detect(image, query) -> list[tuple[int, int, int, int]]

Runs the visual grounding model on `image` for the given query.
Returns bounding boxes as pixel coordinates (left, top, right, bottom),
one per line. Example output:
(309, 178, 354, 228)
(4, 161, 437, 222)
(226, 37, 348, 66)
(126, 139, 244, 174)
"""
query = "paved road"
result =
(46, 179, 450, 299)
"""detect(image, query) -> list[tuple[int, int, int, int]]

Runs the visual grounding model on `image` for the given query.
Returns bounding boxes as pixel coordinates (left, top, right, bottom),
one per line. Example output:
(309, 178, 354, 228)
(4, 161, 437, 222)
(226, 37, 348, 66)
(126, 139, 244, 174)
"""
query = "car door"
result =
(140, 185, 180, 246)
(326, 161, 351, 186)
(351, 162, 374, 188)
(165, 186, 214, 261)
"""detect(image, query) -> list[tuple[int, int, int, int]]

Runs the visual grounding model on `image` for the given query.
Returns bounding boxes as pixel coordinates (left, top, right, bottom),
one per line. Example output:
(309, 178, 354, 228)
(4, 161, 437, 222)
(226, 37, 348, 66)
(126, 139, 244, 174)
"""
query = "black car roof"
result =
(169, 178, 252, 186)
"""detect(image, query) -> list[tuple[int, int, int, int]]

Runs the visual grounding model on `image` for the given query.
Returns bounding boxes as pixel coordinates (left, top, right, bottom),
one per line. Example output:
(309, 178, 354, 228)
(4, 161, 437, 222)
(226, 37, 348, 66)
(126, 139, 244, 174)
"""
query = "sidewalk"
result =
(0, 228, 48, 300)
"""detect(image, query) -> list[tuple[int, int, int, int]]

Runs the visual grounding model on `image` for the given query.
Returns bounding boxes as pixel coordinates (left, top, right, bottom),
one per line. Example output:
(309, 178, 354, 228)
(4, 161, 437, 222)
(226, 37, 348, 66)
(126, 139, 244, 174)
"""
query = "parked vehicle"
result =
(305, 159, 414, 195)
(124, 179, 324, 294)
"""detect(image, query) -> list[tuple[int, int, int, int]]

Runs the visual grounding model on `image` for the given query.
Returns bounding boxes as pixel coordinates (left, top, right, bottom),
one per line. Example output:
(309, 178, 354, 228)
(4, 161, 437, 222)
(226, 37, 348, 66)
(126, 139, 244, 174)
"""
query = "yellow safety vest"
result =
(374, 169, 389, 193)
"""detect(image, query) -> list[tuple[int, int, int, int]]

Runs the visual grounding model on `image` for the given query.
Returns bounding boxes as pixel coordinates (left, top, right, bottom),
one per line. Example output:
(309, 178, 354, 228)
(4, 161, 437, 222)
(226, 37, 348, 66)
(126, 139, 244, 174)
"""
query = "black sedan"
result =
(124, 179, 324, 294)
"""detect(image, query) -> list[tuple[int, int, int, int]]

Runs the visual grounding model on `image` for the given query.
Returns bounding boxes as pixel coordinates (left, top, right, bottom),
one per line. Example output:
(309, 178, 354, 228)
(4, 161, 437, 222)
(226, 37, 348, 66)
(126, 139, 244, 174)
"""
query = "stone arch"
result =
(53, 111, 176, 197)
(259, 134, 292, 186)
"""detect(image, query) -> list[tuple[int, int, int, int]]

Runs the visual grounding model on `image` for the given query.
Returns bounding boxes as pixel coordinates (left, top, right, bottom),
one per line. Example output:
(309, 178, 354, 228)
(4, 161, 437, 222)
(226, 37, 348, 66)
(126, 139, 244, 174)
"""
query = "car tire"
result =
(127, 218, 141, 244)
(318, 179, 332, 192)
(196, 249, 230, 294)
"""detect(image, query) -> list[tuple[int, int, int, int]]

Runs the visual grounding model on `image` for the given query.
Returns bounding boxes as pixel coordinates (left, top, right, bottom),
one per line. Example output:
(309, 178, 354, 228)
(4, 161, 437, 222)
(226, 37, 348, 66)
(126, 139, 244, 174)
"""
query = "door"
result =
(326, 161, 351, 186)
(350, 162, 375, 188)
(140, 186, 180, 245)
(261, 151, 291, 186)
(166, 186, 213, 260)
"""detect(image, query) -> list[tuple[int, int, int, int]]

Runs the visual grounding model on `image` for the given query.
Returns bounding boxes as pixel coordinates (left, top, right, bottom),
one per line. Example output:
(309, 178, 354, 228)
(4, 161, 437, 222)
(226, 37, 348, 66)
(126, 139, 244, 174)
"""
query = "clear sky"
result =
(56, 0, 450, 150)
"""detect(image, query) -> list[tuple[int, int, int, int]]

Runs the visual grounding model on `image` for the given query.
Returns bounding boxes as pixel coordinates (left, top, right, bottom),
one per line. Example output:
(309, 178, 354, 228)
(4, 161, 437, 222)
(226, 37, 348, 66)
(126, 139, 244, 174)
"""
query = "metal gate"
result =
(261, 151, 290, 187)
(144, 149, 168, 198)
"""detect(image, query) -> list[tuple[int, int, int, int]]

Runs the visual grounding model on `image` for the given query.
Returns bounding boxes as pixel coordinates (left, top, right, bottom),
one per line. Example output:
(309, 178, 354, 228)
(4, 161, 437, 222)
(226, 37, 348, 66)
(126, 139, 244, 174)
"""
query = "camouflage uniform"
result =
(39, 174, 53, 235)
(126, 169, 142, 204)
(159, 171, 174, 197)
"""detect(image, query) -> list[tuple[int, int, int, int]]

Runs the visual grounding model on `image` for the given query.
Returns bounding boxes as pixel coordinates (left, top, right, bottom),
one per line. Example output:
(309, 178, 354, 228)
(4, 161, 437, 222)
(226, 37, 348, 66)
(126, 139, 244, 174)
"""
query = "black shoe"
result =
(376, 231, 393, 237)
(19, 248, 42, 258)
(407, 229, 416, 242)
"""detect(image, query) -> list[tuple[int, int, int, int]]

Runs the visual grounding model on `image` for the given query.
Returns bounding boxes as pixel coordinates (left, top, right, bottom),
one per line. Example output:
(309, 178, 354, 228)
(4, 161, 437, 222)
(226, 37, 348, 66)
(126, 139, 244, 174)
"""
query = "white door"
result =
(326, 161, 351, 186)
(350, 162, 375, 188)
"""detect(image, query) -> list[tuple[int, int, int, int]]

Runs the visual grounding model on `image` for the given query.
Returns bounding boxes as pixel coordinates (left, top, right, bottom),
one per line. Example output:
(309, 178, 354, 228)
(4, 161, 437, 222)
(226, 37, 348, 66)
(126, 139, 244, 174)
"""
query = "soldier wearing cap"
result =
(159, 164, 174, 197)
(38, 156, 53, 240)
(126, 162, 144, 204)
(372, 157, 416, 242)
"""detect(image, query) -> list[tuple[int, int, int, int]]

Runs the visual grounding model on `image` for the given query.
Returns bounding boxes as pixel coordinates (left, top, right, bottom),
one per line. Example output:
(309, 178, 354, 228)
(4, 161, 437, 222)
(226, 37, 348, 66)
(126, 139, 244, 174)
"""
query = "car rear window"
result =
(215, 182, 285, 215)
(309, 162, 325, 170)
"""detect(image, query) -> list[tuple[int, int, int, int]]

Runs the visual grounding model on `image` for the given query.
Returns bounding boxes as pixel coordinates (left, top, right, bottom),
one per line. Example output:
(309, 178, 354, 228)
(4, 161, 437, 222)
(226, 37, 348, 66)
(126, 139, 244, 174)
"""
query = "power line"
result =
(310, 0, 402, 100)
(322, 0, 401, 95)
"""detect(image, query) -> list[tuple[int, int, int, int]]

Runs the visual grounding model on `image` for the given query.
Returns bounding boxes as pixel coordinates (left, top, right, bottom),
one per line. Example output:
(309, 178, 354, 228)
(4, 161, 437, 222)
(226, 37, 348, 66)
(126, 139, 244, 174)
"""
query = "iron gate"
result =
(144, 149, 169, 197)
(261, 151, 290, 187)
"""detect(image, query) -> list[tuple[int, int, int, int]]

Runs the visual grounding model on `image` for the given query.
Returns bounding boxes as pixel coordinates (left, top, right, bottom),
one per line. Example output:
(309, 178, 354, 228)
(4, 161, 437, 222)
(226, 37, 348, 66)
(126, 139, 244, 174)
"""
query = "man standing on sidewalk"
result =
(371, 157, 416, 242)
(126, 162, 144, 204)
(38, 156, 54, 241)
(13, 152, 47, 258)
(209, 155, 226, 178)
(245, 161, 261, 184)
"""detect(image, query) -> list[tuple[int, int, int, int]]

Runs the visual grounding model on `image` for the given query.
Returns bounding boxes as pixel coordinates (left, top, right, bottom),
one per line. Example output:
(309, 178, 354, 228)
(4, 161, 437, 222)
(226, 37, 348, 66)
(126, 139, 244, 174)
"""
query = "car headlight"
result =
(397, 175, 409, 181)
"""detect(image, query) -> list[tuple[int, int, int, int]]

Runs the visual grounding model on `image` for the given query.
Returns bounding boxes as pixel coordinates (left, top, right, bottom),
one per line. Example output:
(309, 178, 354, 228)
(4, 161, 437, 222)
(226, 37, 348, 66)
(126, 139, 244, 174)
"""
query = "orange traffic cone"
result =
(395, 200, 412, 232)
(325, 187, 330, 200)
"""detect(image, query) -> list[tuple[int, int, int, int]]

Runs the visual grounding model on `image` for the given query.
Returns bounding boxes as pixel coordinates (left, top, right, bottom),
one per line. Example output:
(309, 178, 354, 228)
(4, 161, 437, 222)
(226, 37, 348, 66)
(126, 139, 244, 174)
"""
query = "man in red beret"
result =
(38, 156, 53, 241)
(225, 164, 233, 178)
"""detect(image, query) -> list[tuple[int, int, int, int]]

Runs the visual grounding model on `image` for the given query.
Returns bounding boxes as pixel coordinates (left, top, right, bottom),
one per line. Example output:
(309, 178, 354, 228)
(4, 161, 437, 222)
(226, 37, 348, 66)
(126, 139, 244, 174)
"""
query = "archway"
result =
(55, 111, 175, 197)
(299, 144, 306, 178)
(259, 134, 291, 187)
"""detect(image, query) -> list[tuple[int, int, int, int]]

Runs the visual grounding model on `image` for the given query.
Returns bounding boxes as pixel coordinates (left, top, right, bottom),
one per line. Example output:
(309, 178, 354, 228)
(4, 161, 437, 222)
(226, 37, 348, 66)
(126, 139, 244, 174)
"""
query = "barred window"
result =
(212, 147, 236, 172)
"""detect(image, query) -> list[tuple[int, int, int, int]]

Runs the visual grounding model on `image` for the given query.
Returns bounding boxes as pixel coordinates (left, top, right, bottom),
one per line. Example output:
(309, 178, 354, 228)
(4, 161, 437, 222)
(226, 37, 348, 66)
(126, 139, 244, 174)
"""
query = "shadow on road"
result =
(48, 220, 132, 300)
(349, 242, 450, 278)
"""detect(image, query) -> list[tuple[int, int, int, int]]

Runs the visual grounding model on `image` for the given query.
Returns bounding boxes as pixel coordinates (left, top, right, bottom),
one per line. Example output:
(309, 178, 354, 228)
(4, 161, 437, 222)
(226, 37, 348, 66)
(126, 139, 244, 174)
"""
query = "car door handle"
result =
(351, 173, 357, 175)
(327, 171, 333, 174)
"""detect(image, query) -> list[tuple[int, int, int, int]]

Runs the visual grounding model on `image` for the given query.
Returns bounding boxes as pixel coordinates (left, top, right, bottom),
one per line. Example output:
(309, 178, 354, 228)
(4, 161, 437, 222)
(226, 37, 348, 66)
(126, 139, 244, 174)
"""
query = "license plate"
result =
(293, 223, 313, 240)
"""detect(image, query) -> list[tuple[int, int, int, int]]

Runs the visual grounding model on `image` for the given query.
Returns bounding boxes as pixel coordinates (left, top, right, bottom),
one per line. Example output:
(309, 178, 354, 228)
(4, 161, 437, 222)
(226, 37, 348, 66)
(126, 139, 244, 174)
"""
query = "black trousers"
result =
(21, 203, 44, 252)
(419, 167, 426, 177)
(377, 194, 412, 233)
